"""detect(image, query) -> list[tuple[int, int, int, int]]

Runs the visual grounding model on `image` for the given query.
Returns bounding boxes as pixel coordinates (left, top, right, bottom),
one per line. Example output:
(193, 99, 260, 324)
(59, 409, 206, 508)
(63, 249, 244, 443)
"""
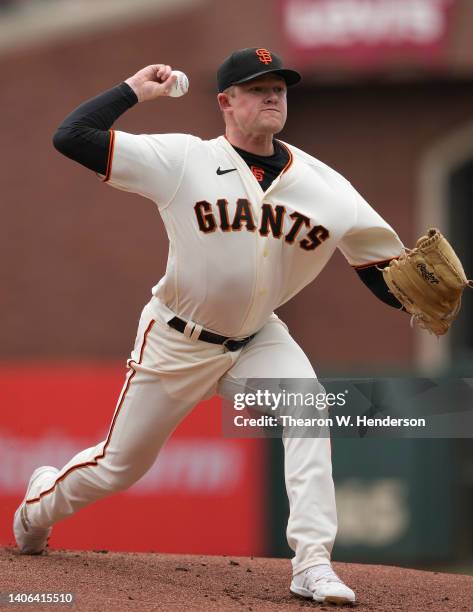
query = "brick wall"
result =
(2, 0, 473, 371)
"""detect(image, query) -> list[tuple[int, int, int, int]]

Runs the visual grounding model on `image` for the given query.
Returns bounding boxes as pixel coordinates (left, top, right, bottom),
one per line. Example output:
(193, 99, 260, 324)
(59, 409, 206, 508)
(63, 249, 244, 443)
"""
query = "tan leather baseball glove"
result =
(382, 228, 472, 335)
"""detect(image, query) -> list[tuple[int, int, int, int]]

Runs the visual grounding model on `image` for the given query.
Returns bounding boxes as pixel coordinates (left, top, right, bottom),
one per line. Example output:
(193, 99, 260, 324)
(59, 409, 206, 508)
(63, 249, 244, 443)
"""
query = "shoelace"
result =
(304, 567, 343, 590)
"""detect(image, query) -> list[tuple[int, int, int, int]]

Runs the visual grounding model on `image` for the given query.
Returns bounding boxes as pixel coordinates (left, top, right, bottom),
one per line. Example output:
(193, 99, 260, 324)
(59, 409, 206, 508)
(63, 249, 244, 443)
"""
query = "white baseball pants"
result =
(24, 297, 337, 575)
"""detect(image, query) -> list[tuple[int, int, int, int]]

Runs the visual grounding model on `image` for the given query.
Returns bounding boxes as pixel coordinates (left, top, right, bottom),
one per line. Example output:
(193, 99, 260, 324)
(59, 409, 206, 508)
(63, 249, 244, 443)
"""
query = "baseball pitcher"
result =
(13, 47, 470, 605)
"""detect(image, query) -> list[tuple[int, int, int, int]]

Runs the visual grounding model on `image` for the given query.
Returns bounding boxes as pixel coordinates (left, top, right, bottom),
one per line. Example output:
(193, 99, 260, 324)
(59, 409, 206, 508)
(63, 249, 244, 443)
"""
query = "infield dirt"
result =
(1, 547, 472, 611)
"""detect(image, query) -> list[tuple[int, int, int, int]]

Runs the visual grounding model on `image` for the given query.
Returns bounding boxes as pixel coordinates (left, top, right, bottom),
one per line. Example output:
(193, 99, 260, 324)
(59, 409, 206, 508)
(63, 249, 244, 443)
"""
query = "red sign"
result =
(281, 0, 455, 69)
(0, 363, 267, 555)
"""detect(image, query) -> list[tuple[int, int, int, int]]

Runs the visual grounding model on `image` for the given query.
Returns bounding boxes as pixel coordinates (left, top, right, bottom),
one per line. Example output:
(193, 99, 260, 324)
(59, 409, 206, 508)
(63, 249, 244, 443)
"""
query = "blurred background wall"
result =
(1, 0, 473, 571)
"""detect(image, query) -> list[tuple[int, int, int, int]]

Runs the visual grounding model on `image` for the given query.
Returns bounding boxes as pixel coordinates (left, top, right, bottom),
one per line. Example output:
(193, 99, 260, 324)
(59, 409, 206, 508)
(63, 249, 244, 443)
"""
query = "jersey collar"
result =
(216, 135, 294, 194)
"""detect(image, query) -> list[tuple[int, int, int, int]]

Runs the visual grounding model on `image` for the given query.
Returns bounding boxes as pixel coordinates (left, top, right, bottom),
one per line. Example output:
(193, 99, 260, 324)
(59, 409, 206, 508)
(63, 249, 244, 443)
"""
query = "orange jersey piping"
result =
(353, 256, 400, 270)
(103, 129, 115, 183)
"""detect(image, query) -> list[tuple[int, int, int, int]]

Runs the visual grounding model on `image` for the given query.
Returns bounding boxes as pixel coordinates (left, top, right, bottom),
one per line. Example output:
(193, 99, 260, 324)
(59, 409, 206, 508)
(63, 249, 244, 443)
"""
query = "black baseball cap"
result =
(217, 47, 301, 93)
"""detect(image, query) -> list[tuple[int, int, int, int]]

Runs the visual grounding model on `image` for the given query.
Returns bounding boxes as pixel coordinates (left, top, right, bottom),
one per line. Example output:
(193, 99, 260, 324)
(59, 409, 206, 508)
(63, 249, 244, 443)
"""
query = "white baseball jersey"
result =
(106, 131, 404, 337)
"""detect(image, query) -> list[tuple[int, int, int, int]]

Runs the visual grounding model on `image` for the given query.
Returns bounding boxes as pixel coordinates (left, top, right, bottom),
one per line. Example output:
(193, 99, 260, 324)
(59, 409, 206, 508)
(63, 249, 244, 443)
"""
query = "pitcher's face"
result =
(224, 75, 288, 136)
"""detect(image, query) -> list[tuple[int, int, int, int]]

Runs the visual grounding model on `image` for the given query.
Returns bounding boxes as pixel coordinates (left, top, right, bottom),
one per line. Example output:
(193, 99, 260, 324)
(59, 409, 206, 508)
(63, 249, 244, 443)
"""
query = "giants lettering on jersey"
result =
(194, 199, 329, 251)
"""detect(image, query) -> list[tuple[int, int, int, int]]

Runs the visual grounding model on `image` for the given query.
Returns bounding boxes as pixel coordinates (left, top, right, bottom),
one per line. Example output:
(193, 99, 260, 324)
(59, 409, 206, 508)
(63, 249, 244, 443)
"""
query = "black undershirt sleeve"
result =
(356, 263, 403, 310)
(52, 82, 138, 175)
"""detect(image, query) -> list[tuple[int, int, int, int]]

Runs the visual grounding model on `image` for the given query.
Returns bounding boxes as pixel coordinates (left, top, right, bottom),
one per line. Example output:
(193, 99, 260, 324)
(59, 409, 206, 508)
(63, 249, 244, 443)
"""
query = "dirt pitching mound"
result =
(1, 547, 472, 611)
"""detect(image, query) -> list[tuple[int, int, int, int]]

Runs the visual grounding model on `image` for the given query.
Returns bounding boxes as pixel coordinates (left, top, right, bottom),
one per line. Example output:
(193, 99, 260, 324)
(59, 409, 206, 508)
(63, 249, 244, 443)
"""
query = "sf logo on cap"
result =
(256, 48, 272, 65)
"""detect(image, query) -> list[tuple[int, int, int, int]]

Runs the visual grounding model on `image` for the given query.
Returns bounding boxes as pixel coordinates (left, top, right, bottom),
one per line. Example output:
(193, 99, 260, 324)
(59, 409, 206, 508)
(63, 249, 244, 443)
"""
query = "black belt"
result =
(168, 316, 256, 352)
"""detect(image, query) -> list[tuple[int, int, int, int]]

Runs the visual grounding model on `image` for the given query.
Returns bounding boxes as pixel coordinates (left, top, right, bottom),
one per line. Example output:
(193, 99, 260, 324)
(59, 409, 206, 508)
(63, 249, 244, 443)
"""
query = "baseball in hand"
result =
(168, 70, 189, 97)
